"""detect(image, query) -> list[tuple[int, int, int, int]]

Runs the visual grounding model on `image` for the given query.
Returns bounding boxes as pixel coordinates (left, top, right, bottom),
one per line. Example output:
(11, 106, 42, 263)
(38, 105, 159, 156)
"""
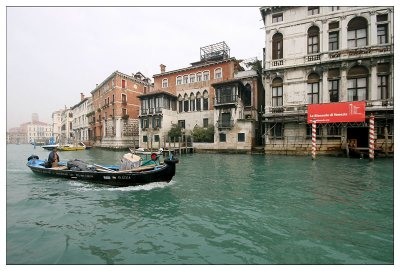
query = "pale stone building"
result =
(71, 93, 92, 143)
(52, 109, 63, 143)
(260, 6, 394, 155)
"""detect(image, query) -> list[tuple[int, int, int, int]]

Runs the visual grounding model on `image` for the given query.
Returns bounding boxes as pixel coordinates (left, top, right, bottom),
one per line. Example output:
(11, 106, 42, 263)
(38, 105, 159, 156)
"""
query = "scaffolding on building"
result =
(200, 41, 230, 62)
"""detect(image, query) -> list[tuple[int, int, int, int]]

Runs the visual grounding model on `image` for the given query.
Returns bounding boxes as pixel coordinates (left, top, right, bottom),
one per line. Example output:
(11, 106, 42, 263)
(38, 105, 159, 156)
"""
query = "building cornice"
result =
(153, 58, 238, 78)
(90, 71, 151, 94)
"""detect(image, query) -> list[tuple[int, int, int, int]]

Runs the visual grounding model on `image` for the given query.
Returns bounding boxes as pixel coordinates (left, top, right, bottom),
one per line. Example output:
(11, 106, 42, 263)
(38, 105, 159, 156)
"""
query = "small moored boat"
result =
(26, 153, 179, 187)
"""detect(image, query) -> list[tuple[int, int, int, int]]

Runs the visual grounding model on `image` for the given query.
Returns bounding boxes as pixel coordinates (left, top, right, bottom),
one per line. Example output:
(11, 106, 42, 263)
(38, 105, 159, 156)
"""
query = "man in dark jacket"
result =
(48, 148, 60, 167)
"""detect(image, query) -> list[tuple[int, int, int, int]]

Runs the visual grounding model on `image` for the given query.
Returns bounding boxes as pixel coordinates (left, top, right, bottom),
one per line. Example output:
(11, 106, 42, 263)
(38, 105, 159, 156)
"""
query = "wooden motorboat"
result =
(26, 154, 179, 187)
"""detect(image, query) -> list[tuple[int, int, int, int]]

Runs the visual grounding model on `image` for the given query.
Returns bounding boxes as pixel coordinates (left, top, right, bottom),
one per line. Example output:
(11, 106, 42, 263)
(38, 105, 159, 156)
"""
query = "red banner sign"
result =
(307, 101, 366, 124)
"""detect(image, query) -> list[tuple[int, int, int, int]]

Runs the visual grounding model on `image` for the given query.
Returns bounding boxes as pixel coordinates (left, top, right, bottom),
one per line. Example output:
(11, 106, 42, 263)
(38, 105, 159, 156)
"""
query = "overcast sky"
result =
(6, 6, 265, 129)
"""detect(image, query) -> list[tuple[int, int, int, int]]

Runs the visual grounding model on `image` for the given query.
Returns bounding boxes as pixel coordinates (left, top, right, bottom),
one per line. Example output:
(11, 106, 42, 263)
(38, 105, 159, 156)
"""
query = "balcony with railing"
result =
(272, 59, 284, 67)
(305, 53, 321, 62)
(214, 95, 238, 107)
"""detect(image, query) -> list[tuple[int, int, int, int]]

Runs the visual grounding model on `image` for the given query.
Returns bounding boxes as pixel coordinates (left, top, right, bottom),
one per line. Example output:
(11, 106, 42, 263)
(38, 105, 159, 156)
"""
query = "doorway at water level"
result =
(347, 127, 369, 148)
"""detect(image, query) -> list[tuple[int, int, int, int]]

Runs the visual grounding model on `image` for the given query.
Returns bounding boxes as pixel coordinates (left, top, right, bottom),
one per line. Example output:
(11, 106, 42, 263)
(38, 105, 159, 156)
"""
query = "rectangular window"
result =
(203, 118, 208, 128)
(378, 75, 389, 99)
(122, 94, 127, 104)
(154, 135, 160, 142)
(306, 124, 322, 138)
(162, 79, 168, 88)
(178, 120, 185, 129)
(272, 13, 283, 23)
(348, 29, 367, 48)
(327, 126, 341, 137)
(176, 76, 182, 85)
(189, 74, 195, 83)
(329, 31, 339, 51)
(143, 135, 148, 142)
(122, 108, 127, 116)
(141, 118, 148, 128)
(270, 123, 283, 139)
(196, 72, 202, 82)
(329, 80, 339, 102)
(203, 71, 210, 81)
(272, 86, 283, 106)
(153, 117, 161, 128)
(347, 78, 367, 101)
(214, 68, 222, 79)
(183, 75, 189, 84)
(238, 133, 245, 142)
(219, 133, 226, 142)
(377, 24, 388, 44)
(308, 82, 319, 104)
(308, 36, 319, 54)
(308, 7, 319, 15)
(122, 79, 126, 88)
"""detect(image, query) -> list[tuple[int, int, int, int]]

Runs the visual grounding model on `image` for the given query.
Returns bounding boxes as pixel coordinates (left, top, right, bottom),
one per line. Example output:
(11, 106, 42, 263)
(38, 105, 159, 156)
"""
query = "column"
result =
(369, 64, 378, 100)
(116, 118, 121, 139)
(321, 69, 329, 103)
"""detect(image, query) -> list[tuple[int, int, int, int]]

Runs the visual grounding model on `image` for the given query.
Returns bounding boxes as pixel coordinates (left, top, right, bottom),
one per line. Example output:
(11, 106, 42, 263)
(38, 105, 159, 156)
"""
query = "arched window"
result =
(203, 90, 209, 110)
(177, 95, 183, 113)
(308, 26, 320, 54)
(196, 92, 202, 111)
(347, 65, 369, 101)
(183, 94, 189, 112)
(348, 17, 368, 48)
(272, 33, 283, 59)
(272, 78, 283, 106)
(307, 73, 320, 104)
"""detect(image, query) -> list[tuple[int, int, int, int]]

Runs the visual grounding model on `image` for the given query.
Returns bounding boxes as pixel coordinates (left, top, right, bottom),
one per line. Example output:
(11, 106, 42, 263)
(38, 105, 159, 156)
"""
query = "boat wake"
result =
(70, 179, 175, 192)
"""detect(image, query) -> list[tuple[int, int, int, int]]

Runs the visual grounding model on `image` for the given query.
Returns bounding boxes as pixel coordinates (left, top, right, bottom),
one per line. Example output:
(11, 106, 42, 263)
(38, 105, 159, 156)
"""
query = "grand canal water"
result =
(6, 144, 394, 264)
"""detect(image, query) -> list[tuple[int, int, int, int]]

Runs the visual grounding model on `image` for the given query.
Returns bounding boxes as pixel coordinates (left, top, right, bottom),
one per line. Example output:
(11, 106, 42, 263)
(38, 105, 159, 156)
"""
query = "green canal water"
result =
(6, 144, 394, 264)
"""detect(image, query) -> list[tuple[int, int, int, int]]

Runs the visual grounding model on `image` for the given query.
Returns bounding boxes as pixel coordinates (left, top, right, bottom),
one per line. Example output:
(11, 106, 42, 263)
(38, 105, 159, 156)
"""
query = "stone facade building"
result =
(260, 6, 394, 155)
(89, 71, 152, 148)
(138, 42, 265, 152)
(51, 109, 63, 143)
(71, 93, 92, 143)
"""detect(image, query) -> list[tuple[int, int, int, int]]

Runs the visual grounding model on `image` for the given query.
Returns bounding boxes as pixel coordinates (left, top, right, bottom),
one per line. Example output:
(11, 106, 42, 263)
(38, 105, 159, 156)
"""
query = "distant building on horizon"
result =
(7, 113, 52, 144)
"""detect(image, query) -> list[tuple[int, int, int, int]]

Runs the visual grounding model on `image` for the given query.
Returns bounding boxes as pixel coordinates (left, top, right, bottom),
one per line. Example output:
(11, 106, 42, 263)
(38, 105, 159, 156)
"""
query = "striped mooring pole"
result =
(369, 114, 375, 160)
(311, 119, 317, 160)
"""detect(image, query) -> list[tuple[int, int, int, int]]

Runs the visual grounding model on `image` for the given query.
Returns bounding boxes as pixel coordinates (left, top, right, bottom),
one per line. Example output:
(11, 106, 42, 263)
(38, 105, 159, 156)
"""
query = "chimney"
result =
(80, 93, 85, 101)
(160, 64, 166, 73)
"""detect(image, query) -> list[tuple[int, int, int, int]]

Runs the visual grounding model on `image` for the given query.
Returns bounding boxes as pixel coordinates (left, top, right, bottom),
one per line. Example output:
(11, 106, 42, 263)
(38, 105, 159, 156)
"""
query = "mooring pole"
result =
(369, 114, 375, 161)
(311, 119, 317, 160)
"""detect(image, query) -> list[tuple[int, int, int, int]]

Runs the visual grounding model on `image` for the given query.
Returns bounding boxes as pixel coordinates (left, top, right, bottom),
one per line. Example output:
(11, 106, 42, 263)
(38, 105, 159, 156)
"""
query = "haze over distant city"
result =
(6, 6, 264, 129)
